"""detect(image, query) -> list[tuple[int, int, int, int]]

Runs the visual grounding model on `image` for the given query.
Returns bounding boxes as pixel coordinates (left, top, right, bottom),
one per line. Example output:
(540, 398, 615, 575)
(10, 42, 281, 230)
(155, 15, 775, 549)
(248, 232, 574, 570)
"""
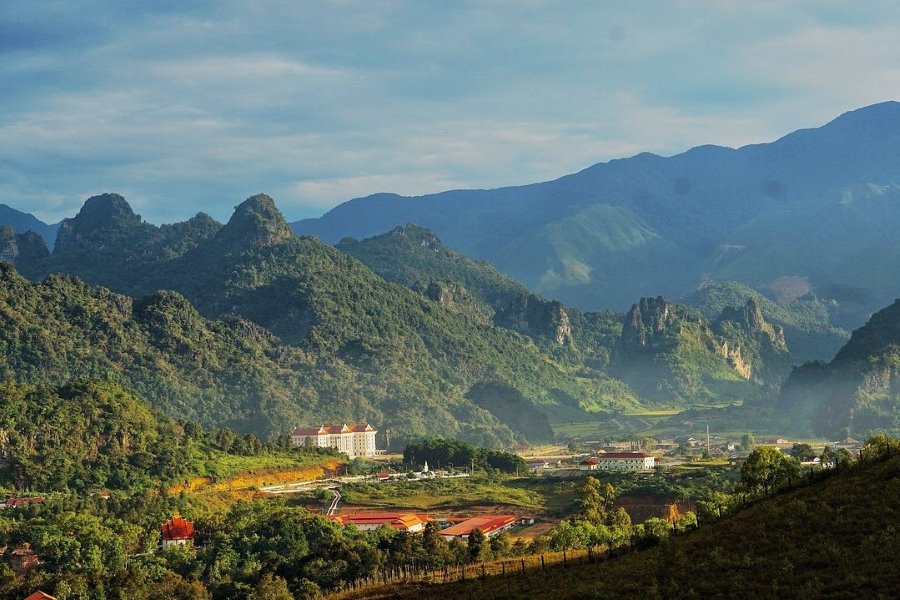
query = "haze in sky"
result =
(2, 1, 899, 224)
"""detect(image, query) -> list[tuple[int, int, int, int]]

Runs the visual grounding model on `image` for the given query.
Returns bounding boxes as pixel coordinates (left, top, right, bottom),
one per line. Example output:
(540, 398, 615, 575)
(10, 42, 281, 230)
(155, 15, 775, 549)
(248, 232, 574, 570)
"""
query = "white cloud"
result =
(0, 1, 899, 224)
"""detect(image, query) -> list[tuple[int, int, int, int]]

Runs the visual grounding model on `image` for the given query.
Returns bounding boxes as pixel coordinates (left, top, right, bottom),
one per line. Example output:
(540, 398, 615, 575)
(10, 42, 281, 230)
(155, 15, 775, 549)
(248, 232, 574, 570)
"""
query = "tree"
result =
(641, 437, 657, 452)
(861, 434, 900, 462)
(741, 433, 755, 451)
(249, 573, 293, 600)
(789, 443, 817, 462)
(740, 446, 800, 496)
(467, 529, 488, 562)
(579, 476, 615, 525)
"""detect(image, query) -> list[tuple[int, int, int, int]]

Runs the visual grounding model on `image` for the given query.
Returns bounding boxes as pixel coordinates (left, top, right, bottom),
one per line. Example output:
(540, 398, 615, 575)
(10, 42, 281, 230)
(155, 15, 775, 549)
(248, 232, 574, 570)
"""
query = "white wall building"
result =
(597, 452, 655, 472)
(291, 423, 377, 458)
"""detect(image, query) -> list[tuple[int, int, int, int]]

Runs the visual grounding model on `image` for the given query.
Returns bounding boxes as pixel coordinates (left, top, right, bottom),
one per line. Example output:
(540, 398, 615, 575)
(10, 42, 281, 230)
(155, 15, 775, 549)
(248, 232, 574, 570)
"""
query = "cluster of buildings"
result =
(327, 512, 524, 540)
(579, 452, 656, 472)
(291, 423, 378, 458)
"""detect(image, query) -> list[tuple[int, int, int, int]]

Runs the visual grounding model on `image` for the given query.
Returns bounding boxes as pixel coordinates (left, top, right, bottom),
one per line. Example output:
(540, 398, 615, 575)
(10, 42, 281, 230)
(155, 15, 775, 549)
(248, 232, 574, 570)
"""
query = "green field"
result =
(339, 476, 583, 516)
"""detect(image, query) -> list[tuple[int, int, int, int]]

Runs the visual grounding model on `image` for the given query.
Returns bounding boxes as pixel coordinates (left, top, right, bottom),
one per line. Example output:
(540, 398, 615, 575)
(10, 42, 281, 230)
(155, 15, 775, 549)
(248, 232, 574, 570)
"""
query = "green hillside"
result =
(0, 380, 334, 494)
(779, 298, 900, 438)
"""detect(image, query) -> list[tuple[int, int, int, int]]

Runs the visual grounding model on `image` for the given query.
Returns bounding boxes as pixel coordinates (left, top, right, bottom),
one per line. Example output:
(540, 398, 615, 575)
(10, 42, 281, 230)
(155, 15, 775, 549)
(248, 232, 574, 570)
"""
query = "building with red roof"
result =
(1, 497, 46, 510)
(597, 452, 655, 472)
(291, 423, 377, 457)
(579, 458, 599, 471)
(440, 515, 517, 540)
(329, 513, 427, 533)
(161, 516, 195, 548)
(24, 592, 57, 600)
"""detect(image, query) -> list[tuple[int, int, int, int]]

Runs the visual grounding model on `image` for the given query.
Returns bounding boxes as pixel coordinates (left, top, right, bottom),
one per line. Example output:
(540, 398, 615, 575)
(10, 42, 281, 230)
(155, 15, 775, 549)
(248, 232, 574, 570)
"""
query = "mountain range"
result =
(3, 102, 900, 441)
(0, 192, 817, 445)
(294, 101, 900, 332)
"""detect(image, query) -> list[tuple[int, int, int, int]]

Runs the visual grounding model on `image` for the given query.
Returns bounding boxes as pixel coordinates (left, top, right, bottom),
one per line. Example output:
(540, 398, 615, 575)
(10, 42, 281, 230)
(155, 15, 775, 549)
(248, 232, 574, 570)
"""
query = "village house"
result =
(161, 516, 195, 548)
(329, 513, 427, 533)
(291, 423, 377, 458)
(1, 497, 46, 510)
(579, 458, 599, 471)
(597, 452, 655, 472)
(758, 437, 791, 446)
(9, 544, 39, 575)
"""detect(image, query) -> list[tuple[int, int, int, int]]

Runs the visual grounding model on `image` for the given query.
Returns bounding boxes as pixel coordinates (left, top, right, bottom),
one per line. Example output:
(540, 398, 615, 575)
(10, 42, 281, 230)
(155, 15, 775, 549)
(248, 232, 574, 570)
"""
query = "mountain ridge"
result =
(293, 101, 900, 329)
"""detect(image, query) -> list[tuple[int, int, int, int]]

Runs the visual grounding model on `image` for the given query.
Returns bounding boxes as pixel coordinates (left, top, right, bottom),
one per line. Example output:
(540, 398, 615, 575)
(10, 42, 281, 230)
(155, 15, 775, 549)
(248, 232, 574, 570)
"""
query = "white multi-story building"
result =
(291, 423, 377, 458)
(596, 452, 655, 472)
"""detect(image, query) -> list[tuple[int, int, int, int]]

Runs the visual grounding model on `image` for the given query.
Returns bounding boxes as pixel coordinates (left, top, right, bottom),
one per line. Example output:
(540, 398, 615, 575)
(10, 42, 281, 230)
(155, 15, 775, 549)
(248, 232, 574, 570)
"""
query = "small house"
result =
(579, 458, 599, 471)
(24, 592, 58, 600)
(161, 516, 195, 548)
(10, 544, 39, 575)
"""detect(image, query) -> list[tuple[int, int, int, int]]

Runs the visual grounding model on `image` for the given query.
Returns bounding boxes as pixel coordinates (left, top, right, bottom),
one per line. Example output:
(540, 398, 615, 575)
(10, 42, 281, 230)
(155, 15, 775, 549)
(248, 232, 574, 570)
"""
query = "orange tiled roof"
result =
(329, 513, 426, 530)
(161, 516, 195, 541)
(440, 515, 516, 537)
(24, 592, 57, 600)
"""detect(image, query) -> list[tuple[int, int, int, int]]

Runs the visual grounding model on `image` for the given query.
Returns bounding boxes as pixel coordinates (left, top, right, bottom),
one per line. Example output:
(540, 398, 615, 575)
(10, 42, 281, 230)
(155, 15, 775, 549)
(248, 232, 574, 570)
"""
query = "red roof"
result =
(580, 458, 599, 465)
(599, 452, 653, 459)
(440, 515, 516, 537)
(161, 516, 195, 541)
(4, 497, 46, 508)
(24, 592, 57, 600)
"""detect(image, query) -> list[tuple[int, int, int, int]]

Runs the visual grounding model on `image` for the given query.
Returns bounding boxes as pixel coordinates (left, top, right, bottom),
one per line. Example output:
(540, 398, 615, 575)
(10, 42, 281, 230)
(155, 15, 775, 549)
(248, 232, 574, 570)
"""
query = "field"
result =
(338, 476, 582, 517)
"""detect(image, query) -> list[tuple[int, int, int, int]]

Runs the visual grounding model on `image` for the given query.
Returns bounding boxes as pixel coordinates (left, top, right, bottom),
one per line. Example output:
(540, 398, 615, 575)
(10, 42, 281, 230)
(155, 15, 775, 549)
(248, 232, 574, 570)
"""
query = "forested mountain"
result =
(294, 102, 900, 331)
(0, 204, 59, 246)
(7, 196, 646, 446)
(681, 281, 849, 364)
(11, 190, 888, 439)
(613, 296, 791, 405)
(779, 298, 900, 438)
(335, 226, 796, 406)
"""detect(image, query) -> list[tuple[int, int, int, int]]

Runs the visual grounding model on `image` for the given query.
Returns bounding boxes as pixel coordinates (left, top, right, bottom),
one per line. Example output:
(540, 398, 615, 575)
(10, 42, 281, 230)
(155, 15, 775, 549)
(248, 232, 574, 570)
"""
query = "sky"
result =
(2, 1, 900, 225)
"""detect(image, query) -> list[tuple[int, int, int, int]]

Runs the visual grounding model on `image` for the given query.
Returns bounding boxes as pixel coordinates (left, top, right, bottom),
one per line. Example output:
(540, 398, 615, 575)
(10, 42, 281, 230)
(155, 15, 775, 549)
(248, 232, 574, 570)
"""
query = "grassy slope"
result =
(338, 455, 900, 599)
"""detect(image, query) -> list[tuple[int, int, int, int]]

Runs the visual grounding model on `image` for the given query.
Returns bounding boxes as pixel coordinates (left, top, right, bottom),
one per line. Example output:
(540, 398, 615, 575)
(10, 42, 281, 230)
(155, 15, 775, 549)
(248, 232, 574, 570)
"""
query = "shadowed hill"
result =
(779, 298, 900, 438)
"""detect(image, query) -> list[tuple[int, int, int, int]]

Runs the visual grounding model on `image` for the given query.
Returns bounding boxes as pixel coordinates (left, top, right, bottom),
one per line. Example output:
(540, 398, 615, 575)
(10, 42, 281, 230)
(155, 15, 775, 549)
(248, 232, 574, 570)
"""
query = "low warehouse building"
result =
(440, 515, 517, 540)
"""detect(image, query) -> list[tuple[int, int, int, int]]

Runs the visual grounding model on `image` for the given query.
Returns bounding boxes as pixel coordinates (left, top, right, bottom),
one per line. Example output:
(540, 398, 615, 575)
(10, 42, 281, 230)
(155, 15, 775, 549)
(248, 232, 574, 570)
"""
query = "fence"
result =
(329, 546, 624, 597)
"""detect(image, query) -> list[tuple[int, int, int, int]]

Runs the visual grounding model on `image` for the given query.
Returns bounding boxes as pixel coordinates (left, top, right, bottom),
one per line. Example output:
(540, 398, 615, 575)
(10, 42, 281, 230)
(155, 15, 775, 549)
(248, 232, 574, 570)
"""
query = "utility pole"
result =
(706, 424, 711, 455)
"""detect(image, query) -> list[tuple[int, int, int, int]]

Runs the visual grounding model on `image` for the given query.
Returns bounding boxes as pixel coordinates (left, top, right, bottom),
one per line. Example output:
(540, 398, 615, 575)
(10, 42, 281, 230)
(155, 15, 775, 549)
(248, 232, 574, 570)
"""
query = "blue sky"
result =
(2, 1, 899, 224)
